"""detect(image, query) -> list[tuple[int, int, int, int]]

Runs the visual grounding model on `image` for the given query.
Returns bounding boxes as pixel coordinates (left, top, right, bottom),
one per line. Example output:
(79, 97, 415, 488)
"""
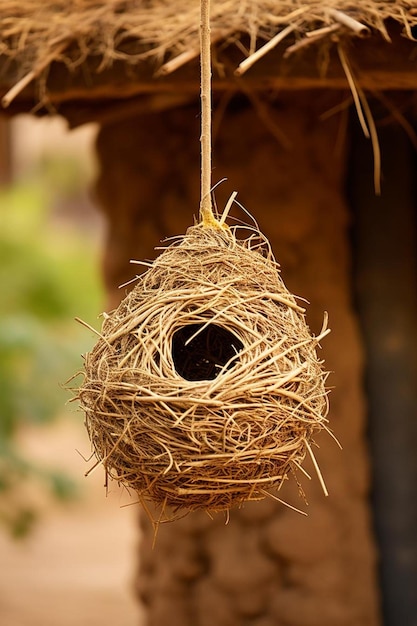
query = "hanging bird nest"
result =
(78, 222, 330, 515)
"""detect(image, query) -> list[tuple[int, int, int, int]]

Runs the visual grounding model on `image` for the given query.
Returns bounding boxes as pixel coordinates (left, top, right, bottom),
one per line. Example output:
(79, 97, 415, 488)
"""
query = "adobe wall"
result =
(95, 92, 381, 626)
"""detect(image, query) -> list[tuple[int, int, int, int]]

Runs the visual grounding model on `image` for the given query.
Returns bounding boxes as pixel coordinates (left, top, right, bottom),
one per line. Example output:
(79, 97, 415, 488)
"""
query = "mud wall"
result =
(95, 92, 381, 626)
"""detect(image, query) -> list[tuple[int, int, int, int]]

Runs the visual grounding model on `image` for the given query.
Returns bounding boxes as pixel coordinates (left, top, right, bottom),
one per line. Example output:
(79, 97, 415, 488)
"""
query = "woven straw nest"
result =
(78, 223, 330, 516)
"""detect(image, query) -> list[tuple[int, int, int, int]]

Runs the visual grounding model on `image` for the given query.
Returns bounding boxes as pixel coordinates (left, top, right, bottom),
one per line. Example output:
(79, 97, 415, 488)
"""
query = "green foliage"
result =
(0, 170, 104, 537)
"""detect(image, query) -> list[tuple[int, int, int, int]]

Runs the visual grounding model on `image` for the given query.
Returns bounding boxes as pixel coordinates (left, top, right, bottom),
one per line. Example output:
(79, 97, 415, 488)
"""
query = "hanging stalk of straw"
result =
(199, 0, 218, 227)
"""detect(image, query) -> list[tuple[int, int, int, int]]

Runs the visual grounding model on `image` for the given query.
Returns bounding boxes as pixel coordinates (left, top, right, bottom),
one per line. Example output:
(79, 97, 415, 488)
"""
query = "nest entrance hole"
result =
(172, 323, 244, 381)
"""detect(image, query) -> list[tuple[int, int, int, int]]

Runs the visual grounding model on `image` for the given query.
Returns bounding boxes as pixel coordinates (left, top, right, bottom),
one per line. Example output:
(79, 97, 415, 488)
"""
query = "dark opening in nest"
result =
(172, 323, 244, 381)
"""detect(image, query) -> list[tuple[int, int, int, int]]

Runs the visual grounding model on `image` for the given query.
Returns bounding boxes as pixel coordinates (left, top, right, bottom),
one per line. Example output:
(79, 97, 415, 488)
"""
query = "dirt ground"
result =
(0, 418, 143, 626)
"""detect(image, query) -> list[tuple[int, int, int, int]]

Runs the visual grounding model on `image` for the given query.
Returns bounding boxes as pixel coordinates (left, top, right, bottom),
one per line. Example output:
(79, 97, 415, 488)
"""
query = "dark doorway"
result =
(348, 106, 417, 626)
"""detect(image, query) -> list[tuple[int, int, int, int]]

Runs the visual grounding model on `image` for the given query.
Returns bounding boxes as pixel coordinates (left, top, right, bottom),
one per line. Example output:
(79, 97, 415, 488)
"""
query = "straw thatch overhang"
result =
(1, 1, 417, 126)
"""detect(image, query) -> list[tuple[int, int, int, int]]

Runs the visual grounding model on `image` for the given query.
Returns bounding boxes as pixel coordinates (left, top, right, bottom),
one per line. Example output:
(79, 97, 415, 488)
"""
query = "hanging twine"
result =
(199, 0, 222, 228)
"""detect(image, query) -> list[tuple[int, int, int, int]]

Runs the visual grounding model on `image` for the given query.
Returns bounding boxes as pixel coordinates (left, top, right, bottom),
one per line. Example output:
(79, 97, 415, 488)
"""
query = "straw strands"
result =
(77, 224, 330, 516)
(1, 1, 417, 81)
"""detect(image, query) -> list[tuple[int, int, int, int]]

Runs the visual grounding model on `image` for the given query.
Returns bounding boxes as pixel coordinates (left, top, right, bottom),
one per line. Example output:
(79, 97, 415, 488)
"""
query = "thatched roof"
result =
(1, 1, 417, 124)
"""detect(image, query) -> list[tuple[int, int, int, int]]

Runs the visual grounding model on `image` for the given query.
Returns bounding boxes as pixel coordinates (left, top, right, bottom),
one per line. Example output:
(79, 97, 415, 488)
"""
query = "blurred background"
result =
(0, 115, 141, 626)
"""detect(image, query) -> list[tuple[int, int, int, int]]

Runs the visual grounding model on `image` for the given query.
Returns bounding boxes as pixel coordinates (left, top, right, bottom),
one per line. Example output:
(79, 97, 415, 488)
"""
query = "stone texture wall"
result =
(95, 92, 381, 626)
